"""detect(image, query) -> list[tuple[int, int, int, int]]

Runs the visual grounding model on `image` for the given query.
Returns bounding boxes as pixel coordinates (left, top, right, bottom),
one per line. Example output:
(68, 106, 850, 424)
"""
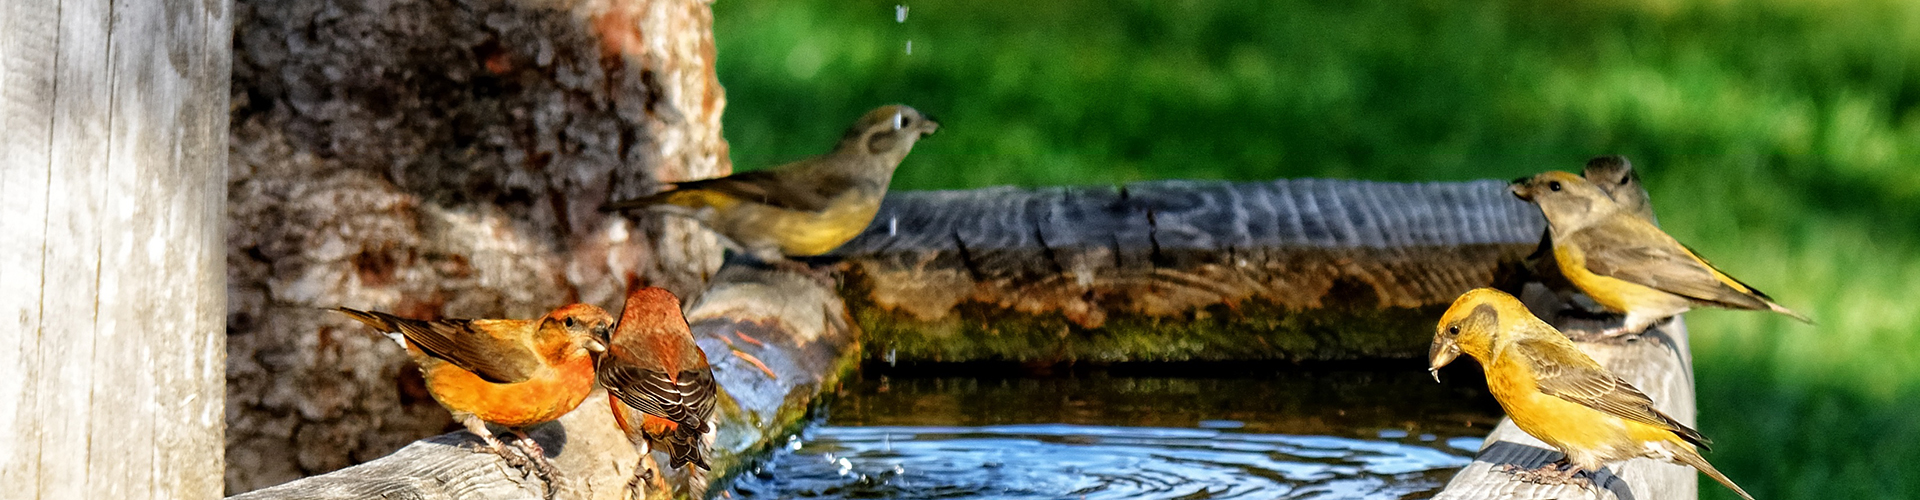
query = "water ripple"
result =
(732, 424, 1474, 500)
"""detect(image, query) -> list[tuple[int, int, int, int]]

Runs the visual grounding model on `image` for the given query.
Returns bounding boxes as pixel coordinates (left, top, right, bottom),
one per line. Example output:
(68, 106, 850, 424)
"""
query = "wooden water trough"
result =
(231, 178, 1703, 500)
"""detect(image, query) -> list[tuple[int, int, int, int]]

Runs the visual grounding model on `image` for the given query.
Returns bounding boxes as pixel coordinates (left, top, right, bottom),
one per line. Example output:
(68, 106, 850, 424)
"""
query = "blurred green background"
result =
(709, 0, 1920, 498)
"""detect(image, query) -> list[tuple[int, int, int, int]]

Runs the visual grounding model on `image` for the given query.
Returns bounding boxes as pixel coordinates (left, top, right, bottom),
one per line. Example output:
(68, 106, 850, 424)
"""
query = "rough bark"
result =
(0, 0, 231, 498)
(224, 0, 729, 493)
(227, 262, 861, 500)
(828, 179, 1545, 363)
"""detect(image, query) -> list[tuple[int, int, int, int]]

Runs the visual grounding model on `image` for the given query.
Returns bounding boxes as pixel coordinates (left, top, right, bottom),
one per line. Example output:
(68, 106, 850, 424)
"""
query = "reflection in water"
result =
(731, 363, 1501, 500)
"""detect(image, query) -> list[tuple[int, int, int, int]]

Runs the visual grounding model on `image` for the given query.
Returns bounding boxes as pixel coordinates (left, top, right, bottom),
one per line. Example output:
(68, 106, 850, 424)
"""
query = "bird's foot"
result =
(1499, 461, 1587, 486)
(506, 430, 561, 499)
(624, 460, 659, 500)
(772, 258, 838, 287)
(469, 435, 539, 476)
(1566, 325, 1641, 343)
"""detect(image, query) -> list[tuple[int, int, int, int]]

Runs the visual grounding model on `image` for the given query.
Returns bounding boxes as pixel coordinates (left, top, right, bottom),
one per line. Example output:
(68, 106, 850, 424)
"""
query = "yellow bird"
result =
(1512, 170, 1808, 336)
(604, 105, 939, 261)
(1429, 288, 1754, 500)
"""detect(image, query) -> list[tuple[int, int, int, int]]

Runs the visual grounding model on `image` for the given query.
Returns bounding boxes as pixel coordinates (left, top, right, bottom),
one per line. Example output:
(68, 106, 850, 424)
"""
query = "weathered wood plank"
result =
(228, 261, 860, 500)
(1435, 284, 1700, 500)
(829, 179, 1544, 363)
(0, 0, 229, 498)
(0, 0, 60, 496)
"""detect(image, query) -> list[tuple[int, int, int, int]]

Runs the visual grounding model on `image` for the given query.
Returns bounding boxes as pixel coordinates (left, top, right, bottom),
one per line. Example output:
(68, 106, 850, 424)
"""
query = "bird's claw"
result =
(1499, 461, 1588, 486)
(624, 460, 656, 500)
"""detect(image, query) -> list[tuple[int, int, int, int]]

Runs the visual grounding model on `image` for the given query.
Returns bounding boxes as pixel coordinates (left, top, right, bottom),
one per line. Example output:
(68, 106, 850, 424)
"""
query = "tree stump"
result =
(224, 0, 730, 492)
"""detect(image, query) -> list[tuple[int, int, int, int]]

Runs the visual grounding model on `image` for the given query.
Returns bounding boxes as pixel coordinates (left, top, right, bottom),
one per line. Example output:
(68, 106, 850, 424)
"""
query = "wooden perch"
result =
(1434, 282, 1701, 500)
(229, 261, 859, 500)
(828, 179, 1546, 363)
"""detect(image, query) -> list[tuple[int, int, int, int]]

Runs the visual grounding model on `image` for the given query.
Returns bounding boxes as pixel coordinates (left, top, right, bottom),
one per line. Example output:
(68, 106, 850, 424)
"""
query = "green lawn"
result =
(711, 1, 1920, 498)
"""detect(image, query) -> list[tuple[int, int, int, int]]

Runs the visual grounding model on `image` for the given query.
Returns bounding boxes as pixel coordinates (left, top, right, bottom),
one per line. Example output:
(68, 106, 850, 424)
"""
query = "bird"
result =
(603, 105, 939, 263)
(1512, 170, 1809, 336)
(1524, 156, 1659, 318)
(598, 286, 718, 499)
(335, 304, 611, 479)
(1428, 288, 1755, 500)
(1579, 155, 1656, 223)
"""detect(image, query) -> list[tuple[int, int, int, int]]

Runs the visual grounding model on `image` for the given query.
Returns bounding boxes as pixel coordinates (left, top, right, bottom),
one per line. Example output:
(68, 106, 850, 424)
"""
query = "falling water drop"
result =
(896, 5, 908, 23)
(905, 40, 913, 55)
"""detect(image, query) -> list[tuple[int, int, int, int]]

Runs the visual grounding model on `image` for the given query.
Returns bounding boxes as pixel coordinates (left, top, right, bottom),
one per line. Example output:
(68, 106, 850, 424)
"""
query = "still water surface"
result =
(730, 363, 1502, 500)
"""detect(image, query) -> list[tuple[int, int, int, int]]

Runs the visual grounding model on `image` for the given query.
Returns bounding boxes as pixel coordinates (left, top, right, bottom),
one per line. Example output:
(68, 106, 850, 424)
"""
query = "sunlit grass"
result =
(712, 0, 1920, 497)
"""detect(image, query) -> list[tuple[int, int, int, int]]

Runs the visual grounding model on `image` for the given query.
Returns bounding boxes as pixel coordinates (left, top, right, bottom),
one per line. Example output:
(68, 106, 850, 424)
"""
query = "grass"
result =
(710, 0, 1920, 498)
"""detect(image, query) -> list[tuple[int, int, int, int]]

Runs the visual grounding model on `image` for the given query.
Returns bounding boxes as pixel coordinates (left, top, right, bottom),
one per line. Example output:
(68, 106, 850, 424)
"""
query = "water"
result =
(729, 363, 1503, 500)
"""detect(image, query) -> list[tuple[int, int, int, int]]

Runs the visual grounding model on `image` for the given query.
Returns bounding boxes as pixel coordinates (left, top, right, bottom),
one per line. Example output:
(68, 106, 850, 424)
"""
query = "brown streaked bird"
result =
(1429, 288, 1755, 500)
(1513, 170, 1809, 336)
(599, 286, 718, 498)
(335, 304, 611, 476)
(603, 105, 940, 262)
(1525, 155, 1661, 315)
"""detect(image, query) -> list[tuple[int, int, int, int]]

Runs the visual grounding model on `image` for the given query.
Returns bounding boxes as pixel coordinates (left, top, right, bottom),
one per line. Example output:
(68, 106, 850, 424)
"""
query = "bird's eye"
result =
(564, 317, 576, 328)
(1447, 325, 1460, 335)
(1548, 181, 1562, 191)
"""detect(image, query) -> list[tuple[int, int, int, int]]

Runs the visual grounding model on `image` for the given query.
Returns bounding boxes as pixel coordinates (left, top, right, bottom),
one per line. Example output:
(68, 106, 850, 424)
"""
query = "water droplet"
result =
(888, 217, 898, 236)
(904, 40, 913, 55)
(895, 5, 908, 23)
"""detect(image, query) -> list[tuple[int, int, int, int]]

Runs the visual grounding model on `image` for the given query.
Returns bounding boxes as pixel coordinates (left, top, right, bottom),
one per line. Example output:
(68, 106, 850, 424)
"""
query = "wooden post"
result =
(0, 0, 232, 499)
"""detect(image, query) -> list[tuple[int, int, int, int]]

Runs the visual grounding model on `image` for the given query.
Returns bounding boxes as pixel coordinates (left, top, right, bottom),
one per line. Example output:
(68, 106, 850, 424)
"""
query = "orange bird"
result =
(1428, 288, 1754, 500)
(336, 304, 611, 473)
(599, 287, 719, 494)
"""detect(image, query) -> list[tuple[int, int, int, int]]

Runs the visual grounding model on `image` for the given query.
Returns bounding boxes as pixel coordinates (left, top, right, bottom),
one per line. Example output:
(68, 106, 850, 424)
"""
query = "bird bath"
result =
(729, 363, 1502, 500)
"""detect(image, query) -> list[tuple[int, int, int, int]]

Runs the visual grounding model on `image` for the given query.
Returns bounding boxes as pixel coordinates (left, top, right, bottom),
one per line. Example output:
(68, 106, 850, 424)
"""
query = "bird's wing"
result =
(334, 309, 541, 384)
(1517, 337, 1710, 449)
(1566, 218, 1769, 310)
(668, 167, 851, 212)
(600, 363, 718, 432)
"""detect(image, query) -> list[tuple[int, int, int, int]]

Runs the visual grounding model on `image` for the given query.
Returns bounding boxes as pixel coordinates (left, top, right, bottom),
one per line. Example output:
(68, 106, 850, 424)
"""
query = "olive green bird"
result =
(1526, 156, 1659, 317)
(603, 105, 939, 262)
(1513, 170, 1811, 337)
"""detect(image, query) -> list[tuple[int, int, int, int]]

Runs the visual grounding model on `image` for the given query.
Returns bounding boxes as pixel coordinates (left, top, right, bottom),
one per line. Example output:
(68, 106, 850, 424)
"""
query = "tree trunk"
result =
(0, 0, 231, 498)
(223, 0, 729, 493)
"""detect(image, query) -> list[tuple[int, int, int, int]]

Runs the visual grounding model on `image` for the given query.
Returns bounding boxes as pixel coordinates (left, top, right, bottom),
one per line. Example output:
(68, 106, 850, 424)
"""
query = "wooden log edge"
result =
(826, 179, 1545, 363)
(228, 260, 860, 500)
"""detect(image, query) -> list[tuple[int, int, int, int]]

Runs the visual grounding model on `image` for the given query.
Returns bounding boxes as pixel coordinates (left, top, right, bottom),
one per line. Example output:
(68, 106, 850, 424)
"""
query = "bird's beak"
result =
(1428, 338, 1461, 383)
(1509, 177, 1535, 201)
(586, 338, 607, 354)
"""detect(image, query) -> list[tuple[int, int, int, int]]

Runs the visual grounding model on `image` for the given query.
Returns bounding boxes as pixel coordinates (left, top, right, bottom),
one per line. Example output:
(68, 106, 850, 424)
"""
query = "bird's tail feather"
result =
(1674, 449, 1755, 500)
(1769, 302, 1814, 325)
(333, 307, 408, 347)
